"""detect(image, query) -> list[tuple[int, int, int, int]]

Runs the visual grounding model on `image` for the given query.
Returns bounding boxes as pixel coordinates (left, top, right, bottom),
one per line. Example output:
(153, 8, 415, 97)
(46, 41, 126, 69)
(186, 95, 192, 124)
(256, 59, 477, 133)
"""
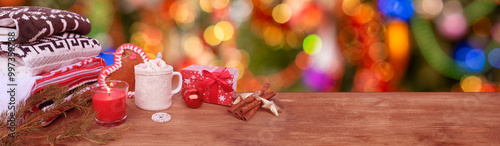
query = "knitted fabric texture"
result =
(34, 57, 105, 126)
(0, 6, 91, 43)
(0, 33, 101, 77)
(31, 57, 104, 126)
(1, 57, 105, 126)
(32, 57, 105, 94)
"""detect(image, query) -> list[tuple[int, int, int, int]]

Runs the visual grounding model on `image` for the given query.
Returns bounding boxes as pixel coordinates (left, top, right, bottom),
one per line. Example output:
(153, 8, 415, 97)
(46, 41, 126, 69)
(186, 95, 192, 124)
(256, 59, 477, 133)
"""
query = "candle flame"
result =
(108, 82, 113, 96)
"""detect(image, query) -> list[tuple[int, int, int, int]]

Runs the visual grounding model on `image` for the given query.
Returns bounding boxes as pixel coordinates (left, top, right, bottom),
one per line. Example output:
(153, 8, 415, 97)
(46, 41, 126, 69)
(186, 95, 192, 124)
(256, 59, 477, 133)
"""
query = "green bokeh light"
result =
(303, 34, 322, 55)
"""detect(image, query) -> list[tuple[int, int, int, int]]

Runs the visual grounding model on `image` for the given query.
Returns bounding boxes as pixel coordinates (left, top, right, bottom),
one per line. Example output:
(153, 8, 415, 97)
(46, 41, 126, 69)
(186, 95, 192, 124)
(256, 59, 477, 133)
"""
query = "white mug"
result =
(134, 64, 182, 111)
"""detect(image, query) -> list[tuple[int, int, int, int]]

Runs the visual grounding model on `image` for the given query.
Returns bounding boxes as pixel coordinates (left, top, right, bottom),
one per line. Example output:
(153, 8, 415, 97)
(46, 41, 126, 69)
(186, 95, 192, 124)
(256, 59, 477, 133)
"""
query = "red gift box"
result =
(181, 65, 238, 106)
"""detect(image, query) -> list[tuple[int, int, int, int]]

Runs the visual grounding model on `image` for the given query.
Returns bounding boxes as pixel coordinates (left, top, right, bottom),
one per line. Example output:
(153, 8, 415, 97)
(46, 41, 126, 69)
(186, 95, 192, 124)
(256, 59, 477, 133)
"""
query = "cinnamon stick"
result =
(238, 99, 261, 114)
(227, 83, 270, 113)
(241, 105, 260, 121)
(260, 83, 270, 95)
(237, 91, 277, 115)
(233, 111, 243, 119)
(261, 91, 276, 100)
(227, 93, 256, 113)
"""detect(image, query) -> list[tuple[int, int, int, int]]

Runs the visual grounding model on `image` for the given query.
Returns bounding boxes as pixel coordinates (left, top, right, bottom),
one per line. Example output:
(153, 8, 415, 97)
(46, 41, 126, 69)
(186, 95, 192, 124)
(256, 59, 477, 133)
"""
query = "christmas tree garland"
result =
(410, 0, 498, 80)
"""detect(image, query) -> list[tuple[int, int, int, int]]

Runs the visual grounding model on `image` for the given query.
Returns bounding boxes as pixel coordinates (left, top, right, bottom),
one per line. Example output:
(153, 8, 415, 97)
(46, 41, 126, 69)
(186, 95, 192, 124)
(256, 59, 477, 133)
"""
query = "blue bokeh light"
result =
(378, 0, 395, 15)
(454, 43, 472, 70)
(488, 48, 500, 69)
(378, 0, 414, 21)
(465, 49, 486, 72)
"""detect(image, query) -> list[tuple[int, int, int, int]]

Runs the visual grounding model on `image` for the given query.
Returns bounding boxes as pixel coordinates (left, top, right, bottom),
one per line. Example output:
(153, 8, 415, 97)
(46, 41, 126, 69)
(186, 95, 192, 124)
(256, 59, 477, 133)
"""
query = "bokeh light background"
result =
(2, 0, 499, 92)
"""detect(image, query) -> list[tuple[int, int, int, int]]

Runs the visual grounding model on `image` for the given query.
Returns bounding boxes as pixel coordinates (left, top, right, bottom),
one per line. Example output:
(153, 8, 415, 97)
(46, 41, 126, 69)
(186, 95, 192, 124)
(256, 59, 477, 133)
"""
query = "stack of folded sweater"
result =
(0, 6, 104, 125)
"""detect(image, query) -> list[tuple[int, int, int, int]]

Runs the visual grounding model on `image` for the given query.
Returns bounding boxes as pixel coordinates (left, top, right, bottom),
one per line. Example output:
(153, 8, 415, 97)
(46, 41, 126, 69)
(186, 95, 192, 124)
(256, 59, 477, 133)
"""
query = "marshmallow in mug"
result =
(137, 58, 168, 70)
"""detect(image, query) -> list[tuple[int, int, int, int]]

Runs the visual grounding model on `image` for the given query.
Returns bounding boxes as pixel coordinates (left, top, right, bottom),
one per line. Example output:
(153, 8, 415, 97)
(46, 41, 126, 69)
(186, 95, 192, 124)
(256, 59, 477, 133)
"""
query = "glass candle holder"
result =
(91, 80, 128, 127)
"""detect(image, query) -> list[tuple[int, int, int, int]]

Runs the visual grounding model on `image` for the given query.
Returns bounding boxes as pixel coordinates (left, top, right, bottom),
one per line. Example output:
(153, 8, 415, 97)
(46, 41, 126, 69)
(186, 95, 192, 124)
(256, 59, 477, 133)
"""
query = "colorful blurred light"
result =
(481, 83, 497, 92)
(386, 20, 410, 81)
(76, 0, 500, 92)
(353, 69, 381, 92)
(338, 26, 357, 46)
(454, 44, 472, 70)
(386, 20, 409, 63)
(159, 1, 175, 20)
(129, 22, 165, 59)
(465, 49, 486, 72)
(492, 23, 500, 43)
(229, 49, 243, 63)
(289, 4, 323, 33)
(130, 31, 146, 47)
(467, 35, 490, 50)
(0, 0, 26, 6)
(472, 17, 492, 37)
(285, 31, 299, 48)
(143, 27, 163, 46)
(368, 42, 388, 62)
(182, 34, 204, 59)
(230, 0, 253, 26)
(460, 75, 482, 92)
(170, 1, 196, 24)
(213, 25, 225, 41)
(303, 68, 333, 92)
(295, 51, 310, 70)
(342, 0, 361, 16)
(412, 16, 466, 80)
(196, 50, 215, 65)
(378, 0, 414, 21)
(272, 4, 292, 24)
(309, 24, 343, 79)
(373, 61, 394, 82)
(442, 0, 463, 15)
(303, 34, 322, 55)
(225, 60, 245, 80)
(487, 48, 500, 69)
(268, 74, 284, 91)
(262, 24, 284, 46)
(204, 25, 222, 46)
(353, 4, 374, 24)
(254, 0, 274, 10)
(239, 49, 250, 66)
(437, 13, 467, 40)
(415, 0, 443, 19)
(342, 43, 364, 64)
(215, 21, 234, 41)
(365, 21, 385, 38)
(212, 0, 230, 9)
(144, 44, 164, 60)
(200, 0, 213, 13)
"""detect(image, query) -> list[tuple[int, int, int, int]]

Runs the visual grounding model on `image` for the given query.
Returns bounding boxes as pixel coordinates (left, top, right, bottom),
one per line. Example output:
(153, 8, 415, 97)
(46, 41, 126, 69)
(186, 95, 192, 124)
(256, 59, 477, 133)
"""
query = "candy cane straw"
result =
(97, 43, 150, 98)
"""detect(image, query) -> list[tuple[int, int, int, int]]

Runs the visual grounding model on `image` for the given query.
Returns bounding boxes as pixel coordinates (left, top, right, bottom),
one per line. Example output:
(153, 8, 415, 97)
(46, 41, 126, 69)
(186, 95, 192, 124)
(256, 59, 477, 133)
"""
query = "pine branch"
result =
(1, 84, 135, 145)
(47, 105, 136, 145)
(0, 110, 8, 128)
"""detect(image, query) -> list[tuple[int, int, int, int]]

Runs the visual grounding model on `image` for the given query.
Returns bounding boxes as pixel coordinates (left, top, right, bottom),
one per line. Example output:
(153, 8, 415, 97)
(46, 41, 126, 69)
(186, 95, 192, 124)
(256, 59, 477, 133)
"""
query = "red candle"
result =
(92, 89, 127, 122)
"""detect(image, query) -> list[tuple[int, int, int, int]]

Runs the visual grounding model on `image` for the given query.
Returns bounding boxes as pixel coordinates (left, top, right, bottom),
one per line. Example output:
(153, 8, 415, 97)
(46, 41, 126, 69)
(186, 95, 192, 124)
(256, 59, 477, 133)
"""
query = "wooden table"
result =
(36, 92, 500, 145)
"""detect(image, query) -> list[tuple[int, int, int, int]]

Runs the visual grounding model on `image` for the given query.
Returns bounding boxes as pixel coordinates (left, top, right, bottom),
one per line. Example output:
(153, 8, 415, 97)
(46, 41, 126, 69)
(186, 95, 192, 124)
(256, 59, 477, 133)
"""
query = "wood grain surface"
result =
(32, 92, 500, 145)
